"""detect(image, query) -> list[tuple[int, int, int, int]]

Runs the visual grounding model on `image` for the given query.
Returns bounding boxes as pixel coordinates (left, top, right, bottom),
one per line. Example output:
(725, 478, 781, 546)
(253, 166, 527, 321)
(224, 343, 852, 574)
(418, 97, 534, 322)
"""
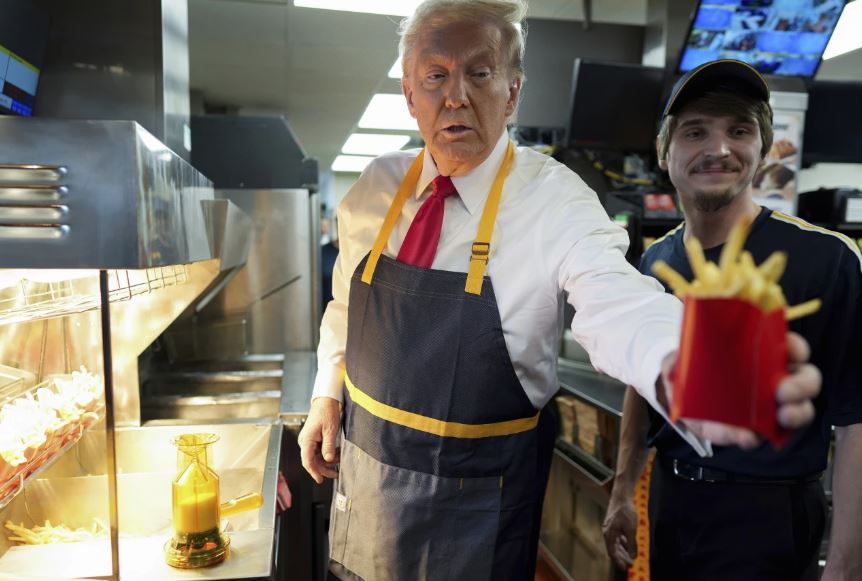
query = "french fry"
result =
(702, 263, 722, 291)
(652, 261, 690, 296)
(720, 265, 745, 296)
(649, 217, 820, 322)
(761, 284, 786, 312)
(685, 236, 708, 281)
(719, 219, 751, 274)
(5, 518, 108, 545)
(739, 250, 756, 272)
(786, 299, 821, 321)
(757, 251, 787, 283)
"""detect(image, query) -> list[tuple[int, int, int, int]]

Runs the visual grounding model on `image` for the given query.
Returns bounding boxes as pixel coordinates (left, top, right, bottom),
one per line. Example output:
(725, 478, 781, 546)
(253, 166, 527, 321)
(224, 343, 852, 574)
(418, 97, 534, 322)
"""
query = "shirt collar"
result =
(415, 131, 510, 216)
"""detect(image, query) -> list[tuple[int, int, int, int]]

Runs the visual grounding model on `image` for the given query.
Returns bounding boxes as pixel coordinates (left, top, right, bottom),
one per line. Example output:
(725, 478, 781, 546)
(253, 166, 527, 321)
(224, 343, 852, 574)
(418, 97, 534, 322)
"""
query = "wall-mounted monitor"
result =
(678, 0, 847, 77)
(0, 44, 40, 116)
(0, 0, 49, 117)
(803, 80, 862, 165)
(566, 59, 666, 153)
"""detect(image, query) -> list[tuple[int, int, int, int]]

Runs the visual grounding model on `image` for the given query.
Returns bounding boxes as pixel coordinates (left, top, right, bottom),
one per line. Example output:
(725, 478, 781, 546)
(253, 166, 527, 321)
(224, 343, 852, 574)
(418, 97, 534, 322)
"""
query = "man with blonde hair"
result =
(300, 4, 821, 579)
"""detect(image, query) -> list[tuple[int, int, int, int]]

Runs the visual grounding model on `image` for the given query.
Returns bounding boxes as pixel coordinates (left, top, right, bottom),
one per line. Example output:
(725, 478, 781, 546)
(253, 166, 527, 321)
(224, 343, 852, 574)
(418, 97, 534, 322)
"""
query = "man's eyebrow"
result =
(676, 116, 757, 128)
(677, 118, 706, 128)
(420, 47, 498, 65)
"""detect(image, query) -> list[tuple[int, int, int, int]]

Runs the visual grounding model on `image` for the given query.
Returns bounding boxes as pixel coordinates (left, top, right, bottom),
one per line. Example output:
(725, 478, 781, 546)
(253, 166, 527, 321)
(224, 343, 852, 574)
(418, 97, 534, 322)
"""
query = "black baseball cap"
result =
(663, 59, 770, 118)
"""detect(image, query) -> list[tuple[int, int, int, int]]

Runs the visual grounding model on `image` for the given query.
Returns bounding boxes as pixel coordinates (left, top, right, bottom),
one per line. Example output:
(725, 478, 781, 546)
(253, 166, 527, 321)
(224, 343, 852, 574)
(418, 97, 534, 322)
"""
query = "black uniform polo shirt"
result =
(641, 207, 862, 478)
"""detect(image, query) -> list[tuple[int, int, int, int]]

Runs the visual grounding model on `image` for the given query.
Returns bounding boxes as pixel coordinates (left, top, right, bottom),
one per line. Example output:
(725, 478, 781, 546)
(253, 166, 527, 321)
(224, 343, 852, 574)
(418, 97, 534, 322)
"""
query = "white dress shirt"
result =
(315, 132, 699, 448)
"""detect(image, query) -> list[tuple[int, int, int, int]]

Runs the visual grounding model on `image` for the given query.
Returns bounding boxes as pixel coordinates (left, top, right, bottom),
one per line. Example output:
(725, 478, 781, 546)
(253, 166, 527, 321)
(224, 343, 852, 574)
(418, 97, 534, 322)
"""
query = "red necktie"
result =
(397, 175, 458, 268)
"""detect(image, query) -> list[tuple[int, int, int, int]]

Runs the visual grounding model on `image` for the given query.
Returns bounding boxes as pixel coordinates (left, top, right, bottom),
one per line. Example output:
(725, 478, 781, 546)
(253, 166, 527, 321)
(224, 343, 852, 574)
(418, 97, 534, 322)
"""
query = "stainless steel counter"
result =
(557, 358, 626, 418)
(279, 350, 316, 418)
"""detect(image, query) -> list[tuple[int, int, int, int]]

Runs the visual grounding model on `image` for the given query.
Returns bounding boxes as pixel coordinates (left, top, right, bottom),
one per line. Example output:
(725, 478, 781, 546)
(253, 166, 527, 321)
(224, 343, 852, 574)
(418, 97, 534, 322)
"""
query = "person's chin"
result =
(692, 189, 737, 212)
(436, 140, 483, 161)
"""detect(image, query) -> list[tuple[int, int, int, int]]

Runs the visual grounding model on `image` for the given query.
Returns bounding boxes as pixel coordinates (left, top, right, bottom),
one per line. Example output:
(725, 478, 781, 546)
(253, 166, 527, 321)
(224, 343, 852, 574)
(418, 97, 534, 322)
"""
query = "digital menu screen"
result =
(0, 44, 39, 116)
(679, 0, 847, 77)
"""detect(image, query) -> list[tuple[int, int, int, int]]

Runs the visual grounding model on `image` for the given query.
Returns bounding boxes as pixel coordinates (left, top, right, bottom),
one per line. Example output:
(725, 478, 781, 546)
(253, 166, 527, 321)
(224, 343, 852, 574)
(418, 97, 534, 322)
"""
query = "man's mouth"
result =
(443, 124, 472, 134)
(693, 164, 740, 175)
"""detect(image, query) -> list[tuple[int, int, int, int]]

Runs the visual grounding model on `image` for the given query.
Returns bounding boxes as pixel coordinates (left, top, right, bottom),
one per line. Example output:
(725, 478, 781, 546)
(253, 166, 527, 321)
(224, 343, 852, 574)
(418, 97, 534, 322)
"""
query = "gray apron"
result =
(329, 143, 554, 580)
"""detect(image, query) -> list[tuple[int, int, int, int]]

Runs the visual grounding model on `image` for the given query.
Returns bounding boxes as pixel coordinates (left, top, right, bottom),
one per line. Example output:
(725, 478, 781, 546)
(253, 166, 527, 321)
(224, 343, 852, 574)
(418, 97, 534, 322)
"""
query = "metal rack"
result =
(0, 266, 190, 326)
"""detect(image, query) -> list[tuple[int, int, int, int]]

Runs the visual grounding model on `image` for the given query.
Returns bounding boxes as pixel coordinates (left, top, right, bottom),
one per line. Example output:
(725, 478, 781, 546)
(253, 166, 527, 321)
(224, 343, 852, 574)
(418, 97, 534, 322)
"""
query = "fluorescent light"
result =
(823, 0, 862, 59)
(388, 57, 402, 79)
(358, 94, 418, 131)
(332, 155, 376, 173)
(294, 0, 422, 16)
(342, 133, 411, 155)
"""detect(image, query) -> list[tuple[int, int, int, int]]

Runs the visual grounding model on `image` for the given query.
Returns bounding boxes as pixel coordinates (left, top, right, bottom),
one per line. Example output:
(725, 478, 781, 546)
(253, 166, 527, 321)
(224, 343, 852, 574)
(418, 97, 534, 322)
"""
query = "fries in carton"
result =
(652, 219, 821, 448)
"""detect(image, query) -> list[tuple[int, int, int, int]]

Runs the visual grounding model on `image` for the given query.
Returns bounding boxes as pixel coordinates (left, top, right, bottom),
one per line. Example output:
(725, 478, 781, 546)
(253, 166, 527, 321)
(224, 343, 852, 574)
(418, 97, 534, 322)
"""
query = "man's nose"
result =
(703, 133, 731, 157)
(444, 74, 468, 108)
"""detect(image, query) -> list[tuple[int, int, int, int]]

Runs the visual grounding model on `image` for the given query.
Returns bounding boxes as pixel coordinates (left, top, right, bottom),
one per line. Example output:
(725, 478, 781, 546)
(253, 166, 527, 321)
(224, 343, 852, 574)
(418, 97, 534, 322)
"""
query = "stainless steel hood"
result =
(0, 118, 213, 269)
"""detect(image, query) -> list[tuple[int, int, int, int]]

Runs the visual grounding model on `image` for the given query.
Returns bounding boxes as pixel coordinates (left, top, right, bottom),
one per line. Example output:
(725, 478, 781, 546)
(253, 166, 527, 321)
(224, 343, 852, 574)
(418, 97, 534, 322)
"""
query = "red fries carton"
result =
(670, 297, 792, 448)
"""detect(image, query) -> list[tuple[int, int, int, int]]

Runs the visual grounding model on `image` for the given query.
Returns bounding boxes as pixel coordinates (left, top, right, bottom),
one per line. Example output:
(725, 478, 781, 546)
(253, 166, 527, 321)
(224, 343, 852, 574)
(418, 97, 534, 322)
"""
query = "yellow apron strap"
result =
(361, 140, 515, 294)
(465, 140, 515, 295)
(361, 151, 425, 285)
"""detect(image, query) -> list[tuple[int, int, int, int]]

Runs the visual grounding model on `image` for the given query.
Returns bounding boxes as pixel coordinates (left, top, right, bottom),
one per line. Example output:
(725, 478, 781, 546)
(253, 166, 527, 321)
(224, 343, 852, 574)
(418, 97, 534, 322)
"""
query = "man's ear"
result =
(402, 77, 417, 119)
(505, 76, 523, 117)
(656, 136, 668, 170)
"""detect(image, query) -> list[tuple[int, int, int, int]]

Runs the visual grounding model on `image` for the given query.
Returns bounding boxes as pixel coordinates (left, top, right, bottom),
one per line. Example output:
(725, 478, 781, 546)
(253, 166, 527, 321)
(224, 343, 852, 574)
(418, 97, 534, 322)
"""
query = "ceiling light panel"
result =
(332, 155, 376, 173)
(823, 1, 862, 59)
(358, 94, 418, 131)
(342, 133, 411, 155)
(294, 0, 422, 17)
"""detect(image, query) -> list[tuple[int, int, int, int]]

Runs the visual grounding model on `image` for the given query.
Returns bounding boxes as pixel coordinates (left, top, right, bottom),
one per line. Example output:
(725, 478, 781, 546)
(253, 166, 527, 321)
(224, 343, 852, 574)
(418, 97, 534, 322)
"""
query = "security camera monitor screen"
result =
(678, 0, 847, 77)
(0, 44, 39, 116)
(0, 0, 49, 117)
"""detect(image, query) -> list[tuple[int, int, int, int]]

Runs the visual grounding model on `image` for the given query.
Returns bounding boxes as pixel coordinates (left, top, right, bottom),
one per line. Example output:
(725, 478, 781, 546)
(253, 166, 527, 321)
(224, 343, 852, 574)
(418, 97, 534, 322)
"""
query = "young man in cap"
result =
(603, 60, 862, 580)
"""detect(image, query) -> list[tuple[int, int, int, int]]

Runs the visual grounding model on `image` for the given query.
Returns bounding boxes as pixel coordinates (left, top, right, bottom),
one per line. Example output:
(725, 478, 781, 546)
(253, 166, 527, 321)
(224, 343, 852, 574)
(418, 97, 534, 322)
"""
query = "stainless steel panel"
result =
(36, 0, 191, 160)
(279, 350, 316, 418)
(216, 189, 316, 352)
(109, 260, 222, 426)
(164, 188, 317, 356)
(0, 118, 213, 268)
(145, 370, 283, 396)
(143, 393, 282, 423)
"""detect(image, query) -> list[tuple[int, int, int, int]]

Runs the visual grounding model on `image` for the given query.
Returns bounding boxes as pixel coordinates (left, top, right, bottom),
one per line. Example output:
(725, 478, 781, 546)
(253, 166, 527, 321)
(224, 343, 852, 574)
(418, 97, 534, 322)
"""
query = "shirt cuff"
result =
(635, 336, 713, 458)
(312, 364, 345, 404)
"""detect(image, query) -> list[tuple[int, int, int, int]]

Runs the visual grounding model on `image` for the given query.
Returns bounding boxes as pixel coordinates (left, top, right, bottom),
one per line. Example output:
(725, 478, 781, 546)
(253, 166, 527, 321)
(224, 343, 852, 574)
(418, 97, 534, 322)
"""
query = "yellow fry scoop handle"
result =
(220, 492, 264, 517)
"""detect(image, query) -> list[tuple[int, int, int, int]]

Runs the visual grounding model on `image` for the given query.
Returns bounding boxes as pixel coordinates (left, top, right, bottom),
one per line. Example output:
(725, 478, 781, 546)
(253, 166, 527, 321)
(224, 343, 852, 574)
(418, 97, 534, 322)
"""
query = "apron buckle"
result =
(471, 242, 490, 264)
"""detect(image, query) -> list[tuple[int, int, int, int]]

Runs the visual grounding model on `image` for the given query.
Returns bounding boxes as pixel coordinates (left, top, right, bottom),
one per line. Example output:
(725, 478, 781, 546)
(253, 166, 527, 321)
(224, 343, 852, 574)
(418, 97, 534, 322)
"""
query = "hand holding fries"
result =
(652, 218, 822, 448)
